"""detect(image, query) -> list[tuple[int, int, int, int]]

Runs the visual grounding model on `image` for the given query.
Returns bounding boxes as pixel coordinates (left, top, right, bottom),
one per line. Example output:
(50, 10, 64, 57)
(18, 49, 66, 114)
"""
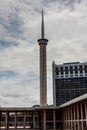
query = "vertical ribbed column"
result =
(33, 111, 35, 129)
(74, 105, 76, 130)
(76, 104, 80, 130)
(53, 110, 56, 130)
(39, 41, 47, 106)
(71, 106, 73, 130)
(6, 111, 9, 129)
(24, 111, 26, 128)
(15, 111, 17, 129)
(68, 107, 70, 129)
(85, 102, 87, 128)
(43, 110, 46, 130)
(65, 109, 67, 129)
(81, 103, 84, 130)
(38, 39, 48, 106)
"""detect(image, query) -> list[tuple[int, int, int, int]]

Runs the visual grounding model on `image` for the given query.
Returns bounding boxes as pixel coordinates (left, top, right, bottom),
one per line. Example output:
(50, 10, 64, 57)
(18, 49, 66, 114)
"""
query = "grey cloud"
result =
(2, 94, 27, 98)
(0, 10, 23, 39)
(0, 1, 24, 41)
(0, 40, 18, 50)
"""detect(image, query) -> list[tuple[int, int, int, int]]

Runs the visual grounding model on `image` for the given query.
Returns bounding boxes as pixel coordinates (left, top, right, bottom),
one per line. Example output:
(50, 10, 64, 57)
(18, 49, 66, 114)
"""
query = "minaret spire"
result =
(41, 9, 44, 39)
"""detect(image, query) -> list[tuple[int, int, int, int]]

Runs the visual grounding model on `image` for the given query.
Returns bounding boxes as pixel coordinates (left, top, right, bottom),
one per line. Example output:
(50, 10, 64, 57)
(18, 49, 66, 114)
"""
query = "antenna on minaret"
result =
(41, 9, 44, 39)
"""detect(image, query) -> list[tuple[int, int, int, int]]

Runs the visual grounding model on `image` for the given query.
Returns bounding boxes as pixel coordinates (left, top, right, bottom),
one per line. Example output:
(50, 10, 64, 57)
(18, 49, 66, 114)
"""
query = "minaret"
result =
(38, 10, 48, 106)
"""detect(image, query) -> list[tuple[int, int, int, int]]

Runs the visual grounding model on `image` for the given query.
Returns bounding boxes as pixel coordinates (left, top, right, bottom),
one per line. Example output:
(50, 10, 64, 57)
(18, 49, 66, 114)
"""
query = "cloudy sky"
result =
(0, 0, 87, 107)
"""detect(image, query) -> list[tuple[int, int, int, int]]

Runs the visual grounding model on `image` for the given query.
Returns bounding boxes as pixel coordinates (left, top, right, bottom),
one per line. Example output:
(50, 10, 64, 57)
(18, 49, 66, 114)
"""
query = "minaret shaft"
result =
(40, 44, 47, 106)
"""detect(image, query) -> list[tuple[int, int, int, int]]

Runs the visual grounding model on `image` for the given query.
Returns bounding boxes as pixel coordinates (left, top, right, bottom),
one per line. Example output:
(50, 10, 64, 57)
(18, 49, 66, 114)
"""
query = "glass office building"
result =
(52, 62, 87, 106)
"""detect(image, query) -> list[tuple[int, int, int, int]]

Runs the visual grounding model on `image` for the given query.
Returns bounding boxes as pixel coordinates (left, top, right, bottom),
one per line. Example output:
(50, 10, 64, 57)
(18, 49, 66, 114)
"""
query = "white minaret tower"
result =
(38, 10, 48, 106)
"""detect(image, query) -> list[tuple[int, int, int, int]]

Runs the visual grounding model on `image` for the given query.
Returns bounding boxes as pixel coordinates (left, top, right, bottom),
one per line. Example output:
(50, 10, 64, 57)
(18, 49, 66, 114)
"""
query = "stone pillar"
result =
(33, 111, 35, 129)
(65, 110, 67, 129)
(71, 106, 73, 130)
(85, 102, 87, 128)
(43, 110, 46, 130)
(76, 104, 80, 130)
(81, 103, 84, 130)
(65, 109, 66, 129)
(15, 111, 17, 129)
(67, 108, 69, 129)
(74, 105, 76, 130)
(53, 110, 56, 130)
(68, 107, 70, 129)
(24, 111, 26, 128)
(67, 108, 68, 129)
(62, 110, 63, 129)
(64, 110, 66, 129)
(6, 111, 9, 129)
(66, 109, 68, 129)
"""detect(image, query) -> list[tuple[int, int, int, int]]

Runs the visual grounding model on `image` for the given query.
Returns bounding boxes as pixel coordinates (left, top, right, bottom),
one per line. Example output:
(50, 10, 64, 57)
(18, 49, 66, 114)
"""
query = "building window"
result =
(79, 65, 82, 69)
(70, 66, 73, 74)
(80, 70, 83, 74)
(79, 65, 82, 70)
(75, 66, 78, 74)
(70, 66, 73, 70)
(65, 66, 68, 74)
(79, 65, 83, 74)
(56, 67, 59, 75)
(60, 67, 63, 75)
(84, 65, 87, 73)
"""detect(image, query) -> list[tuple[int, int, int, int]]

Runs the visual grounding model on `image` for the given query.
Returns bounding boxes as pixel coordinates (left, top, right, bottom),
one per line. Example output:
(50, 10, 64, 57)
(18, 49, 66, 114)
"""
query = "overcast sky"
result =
(0, 0, 87, 107)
